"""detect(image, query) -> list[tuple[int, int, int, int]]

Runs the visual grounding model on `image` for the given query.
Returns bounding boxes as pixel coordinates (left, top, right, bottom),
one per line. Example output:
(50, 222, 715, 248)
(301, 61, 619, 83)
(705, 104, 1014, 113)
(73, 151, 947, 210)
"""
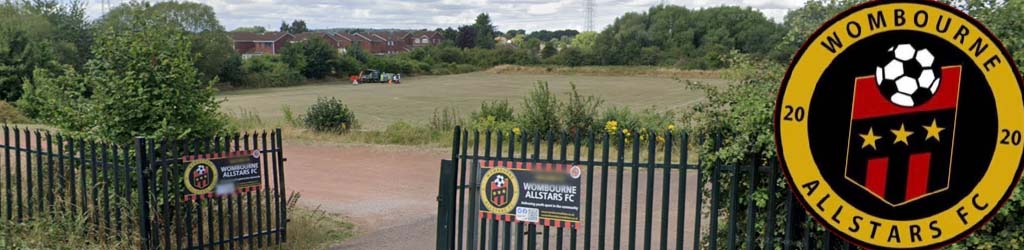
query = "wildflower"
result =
(622, 128, 630, 136)
(657, 135, 666, 144)
(667, 124, 676, 131)
(513, 127, 521, 135)
(605, 120, 619, 134)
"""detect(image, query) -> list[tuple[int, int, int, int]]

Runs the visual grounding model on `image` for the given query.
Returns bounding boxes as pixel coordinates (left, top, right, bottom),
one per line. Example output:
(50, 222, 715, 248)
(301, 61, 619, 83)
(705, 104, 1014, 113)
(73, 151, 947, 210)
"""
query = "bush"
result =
(333, 55, 362, 77)
(303, 97, 356, 133)
(0, 101, 28, 124)
(471, 100, 514, 122)
(238, 56, 304, 88)
(561, 83, 602, 135)
(429, 106, 463, 132)
(518, 81, 560, 134)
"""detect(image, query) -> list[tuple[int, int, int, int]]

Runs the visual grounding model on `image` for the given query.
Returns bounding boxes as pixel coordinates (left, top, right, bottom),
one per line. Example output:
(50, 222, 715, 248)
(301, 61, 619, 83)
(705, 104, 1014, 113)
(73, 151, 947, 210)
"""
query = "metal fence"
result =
(0, 125, 288, 250)
(436, 127, 855, 250)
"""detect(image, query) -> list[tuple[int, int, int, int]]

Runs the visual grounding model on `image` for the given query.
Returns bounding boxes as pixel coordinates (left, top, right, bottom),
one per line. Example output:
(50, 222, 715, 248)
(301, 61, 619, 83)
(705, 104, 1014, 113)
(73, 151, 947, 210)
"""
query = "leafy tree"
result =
(570, 31, 598, 52)
(438, 27, 458, 42)
(280, 21, 289, 33)
(540, 44, 557, 59)
(232, 26, 266, 33)
(23, 18, 227, 142)
(473, 13, 495, 49)
(94, 1, 235, 83)
(0, 3, 58, 102)
(772, 0, 861, 61)
(456, 25, 477, 49)
(23, 0, 92, 69)
(527, 29, 579, 42)
(281, 37, 338, 79)
(289, 20, 309, 34)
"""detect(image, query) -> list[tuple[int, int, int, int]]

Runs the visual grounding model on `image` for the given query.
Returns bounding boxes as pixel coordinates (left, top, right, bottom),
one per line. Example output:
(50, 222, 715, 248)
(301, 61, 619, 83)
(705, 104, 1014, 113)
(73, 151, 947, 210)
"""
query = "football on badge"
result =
(875, 43, 941, 107)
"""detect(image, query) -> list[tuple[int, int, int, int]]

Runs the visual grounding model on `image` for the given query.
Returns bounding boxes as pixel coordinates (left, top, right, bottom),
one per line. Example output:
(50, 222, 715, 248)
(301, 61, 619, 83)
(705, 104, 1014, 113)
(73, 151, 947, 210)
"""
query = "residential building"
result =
(228, 32, 293, 59)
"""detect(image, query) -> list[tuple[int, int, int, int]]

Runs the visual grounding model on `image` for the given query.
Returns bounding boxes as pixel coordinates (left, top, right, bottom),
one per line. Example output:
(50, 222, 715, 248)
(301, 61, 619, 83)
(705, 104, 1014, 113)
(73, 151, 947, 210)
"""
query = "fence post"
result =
(436, 159, 456, 250)
(134, 137, 151, 250)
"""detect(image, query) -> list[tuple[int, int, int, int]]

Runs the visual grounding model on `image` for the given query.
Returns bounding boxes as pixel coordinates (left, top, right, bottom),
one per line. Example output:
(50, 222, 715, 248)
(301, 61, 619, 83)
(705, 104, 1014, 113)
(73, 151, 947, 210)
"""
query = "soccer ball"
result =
(875, 44, 941, 107)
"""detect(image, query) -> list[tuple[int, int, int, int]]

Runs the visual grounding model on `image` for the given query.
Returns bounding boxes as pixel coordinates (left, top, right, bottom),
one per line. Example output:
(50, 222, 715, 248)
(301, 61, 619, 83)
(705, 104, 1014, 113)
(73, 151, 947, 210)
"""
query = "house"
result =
(292, 32, 345, 53)
(228, 32, 294, 59)
(406, 31, 444, 48)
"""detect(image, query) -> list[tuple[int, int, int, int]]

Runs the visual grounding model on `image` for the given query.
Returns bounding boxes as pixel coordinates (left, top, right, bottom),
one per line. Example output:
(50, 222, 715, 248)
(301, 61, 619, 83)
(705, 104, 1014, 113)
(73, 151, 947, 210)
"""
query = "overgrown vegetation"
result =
(303, 97, 356, 133)
(19, 14, 229, 143)
(0, 101, 29, 124)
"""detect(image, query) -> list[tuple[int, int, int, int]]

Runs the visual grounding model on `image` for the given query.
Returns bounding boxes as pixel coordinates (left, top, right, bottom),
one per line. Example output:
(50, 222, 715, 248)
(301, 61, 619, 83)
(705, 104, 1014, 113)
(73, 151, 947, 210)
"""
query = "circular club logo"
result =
(480, 167, 519, 214)
(184, 159, 219, 195)
(774, 1, 1023, 249)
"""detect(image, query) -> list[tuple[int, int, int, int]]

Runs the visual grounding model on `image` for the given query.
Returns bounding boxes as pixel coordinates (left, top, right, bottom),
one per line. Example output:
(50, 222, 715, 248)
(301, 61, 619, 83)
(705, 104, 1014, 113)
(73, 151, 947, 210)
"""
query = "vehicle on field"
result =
(352, 69, 401, 84)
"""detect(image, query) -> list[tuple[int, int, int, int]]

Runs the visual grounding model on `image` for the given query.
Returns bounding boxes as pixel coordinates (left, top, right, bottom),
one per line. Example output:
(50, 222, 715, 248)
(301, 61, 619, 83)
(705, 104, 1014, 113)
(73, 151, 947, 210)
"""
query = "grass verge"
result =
(280, 205, 356, 249)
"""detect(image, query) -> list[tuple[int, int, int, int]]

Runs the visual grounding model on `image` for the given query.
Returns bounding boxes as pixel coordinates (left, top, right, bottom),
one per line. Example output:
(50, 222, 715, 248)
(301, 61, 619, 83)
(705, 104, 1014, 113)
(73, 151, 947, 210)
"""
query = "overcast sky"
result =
(82, 0, 806, 32)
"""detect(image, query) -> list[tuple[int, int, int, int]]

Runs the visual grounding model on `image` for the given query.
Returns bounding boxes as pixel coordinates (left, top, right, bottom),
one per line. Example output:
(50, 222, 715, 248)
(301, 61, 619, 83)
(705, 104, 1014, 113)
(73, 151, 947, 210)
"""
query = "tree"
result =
(232, 26, 266, 33)
(94, 1, 235, 83)
(23, 18, 227, 142)
(438, 27, 458, 42)
(540, 44, 557, 59)
(456, 25, 477, 49)
(570, 31, 598, 52)
(473, 13, 495, 49)
(23, 0, 92, 69)
(0, 2, 59, 103)
(280, 21, 289, 33)
(289, 20, 309, 34)
(281, 37, 339, 79)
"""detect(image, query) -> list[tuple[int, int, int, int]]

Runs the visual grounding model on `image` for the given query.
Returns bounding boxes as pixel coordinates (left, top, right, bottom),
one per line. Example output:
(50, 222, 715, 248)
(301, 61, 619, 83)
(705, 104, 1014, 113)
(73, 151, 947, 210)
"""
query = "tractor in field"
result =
(351, 69, 401, 84)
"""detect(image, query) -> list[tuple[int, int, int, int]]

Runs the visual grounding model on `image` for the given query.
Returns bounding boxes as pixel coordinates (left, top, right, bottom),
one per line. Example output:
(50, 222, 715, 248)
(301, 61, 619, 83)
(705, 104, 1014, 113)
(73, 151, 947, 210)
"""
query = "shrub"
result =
(471, 100, 514, 122)
(303, 97, 356, 133)
(0, 101, 28, 124)
(429, 106, 463, 132)
(561, 83, 603, 135)
(239, 56, 304, 88)
(333, 55, 362, 77)
(518, 81, 560, 134)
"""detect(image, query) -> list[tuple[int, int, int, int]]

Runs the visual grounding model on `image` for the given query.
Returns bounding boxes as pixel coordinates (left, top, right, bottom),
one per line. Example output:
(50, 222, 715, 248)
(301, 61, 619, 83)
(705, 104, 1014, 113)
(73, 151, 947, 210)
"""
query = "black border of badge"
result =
(772, 0, 1024, 249)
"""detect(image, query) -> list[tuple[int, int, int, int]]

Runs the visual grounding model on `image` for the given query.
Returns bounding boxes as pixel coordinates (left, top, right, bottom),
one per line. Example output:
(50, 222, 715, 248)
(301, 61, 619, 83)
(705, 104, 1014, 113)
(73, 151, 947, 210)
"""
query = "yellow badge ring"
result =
(480, 167, 519, 215)
(184, 159, 219, 196)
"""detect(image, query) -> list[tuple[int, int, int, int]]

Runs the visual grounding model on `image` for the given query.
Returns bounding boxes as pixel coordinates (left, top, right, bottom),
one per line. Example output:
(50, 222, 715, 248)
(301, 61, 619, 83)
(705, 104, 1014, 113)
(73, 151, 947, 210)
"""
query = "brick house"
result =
(406, 31, 444, 48)
(292, 32, 345, 53)
(228, 32, 293, 59)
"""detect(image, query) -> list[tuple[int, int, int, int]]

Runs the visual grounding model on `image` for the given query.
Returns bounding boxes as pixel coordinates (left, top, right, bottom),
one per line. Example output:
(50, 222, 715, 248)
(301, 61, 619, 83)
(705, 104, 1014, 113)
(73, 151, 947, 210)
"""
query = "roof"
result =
(292, 32, 325, 41)
(229, 32, 291, 42)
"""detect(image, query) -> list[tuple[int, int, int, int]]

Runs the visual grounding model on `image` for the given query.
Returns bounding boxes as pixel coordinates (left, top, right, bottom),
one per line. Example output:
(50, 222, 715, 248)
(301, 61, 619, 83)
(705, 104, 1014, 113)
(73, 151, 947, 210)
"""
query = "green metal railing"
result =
(437, 127, 851, 250)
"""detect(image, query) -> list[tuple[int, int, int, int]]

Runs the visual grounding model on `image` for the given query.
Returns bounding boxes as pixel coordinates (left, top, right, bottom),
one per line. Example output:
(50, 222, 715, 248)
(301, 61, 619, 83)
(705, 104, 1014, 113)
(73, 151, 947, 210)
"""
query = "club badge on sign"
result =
(774, 1, 1023, 249)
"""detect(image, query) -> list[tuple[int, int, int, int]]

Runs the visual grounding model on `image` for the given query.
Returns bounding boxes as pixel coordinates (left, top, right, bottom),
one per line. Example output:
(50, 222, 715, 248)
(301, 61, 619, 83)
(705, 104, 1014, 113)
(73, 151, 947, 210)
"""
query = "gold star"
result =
(891, 123, 915, 145)
(859, 127, 882, 150)
(922, 119, 945, 142)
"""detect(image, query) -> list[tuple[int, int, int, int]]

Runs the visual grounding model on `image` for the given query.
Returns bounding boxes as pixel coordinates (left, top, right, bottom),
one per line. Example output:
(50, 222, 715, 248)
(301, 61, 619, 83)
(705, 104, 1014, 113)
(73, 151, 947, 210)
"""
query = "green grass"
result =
(219, 71, 728, 130)
(280, 206, 356, 249)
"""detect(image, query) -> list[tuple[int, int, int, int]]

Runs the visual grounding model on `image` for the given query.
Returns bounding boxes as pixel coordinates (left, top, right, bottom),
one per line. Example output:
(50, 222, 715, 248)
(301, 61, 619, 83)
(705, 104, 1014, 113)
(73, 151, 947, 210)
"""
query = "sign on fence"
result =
(478, 160, 581, 228)
(183, 150, 262, 201)
(774, 1, 1024, 249)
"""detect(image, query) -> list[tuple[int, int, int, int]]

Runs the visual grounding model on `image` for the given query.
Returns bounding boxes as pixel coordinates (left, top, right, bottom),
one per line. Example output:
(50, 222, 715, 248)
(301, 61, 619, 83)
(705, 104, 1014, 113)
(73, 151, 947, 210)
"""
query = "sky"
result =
(82, 0, 806, 32)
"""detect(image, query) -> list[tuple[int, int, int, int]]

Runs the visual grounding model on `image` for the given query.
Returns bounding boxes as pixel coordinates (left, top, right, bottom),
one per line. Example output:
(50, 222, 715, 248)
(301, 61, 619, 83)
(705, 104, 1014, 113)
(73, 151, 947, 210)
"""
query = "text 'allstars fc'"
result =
(774, 0, 1023, 249)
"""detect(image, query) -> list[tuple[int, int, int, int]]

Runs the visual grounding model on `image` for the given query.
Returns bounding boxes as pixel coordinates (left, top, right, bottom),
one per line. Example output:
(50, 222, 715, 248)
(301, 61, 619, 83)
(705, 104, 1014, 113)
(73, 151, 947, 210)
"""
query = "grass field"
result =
(219, 71, 727, 130)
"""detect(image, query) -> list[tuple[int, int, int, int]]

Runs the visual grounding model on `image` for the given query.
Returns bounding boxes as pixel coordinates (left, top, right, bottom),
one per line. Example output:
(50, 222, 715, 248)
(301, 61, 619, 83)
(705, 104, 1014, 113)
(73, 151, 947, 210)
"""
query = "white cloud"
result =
(81, 0, 805, 31)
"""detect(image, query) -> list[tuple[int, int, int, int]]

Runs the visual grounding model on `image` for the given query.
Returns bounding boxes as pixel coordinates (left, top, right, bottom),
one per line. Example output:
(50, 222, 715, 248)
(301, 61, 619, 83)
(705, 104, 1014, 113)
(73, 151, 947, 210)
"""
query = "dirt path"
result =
(282, 142, 448, 249)
(284, 142, 705, 250)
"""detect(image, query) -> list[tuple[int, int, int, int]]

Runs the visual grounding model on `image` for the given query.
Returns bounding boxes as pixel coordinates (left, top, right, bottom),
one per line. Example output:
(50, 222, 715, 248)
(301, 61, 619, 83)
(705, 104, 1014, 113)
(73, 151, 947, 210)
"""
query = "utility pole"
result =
(584, 0, 595, 32)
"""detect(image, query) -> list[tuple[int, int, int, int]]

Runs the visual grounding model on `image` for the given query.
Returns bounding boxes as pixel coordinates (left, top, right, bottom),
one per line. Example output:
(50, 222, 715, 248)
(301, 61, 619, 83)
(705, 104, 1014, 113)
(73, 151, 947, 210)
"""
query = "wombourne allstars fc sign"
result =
(775, 1, 1024, 249)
